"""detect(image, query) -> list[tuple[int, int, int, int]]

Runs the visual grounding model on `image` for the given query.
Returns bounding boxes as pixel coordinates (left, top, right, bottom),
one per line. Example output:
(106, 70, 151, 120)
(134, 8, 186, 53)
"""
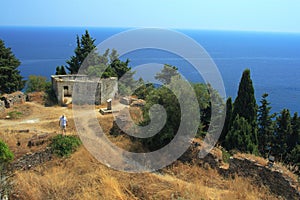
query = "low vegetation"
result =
(0, 139, 14, 198)
(50, 135, 82, 157)
(7, 110, 23, 119)
(12, 148, 278, 200)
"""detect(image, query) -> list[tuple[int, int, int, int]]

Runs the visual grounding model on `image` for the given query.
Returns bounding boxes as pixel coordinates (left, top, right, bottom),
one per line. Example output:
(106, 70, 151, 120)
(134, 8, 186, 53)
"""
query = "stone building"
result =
(51, 75, 118, 105)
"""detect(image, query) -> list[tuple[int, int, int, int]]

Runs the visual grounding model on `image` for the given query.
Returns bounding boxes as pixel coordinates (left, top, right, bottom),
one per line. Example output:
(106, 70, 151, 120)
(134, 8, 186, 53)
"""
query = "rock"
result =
(0, 100, 5, 112)
(130, 99, 146, 107)
(179, 143, 300, 199)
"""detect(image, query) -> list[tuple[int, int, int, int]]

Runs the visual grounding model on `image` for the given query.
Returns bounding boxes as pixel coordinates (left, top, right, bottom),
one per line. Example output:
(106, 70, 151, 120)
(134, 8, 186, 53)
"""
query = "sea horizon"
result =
(0, 26, 300, 114)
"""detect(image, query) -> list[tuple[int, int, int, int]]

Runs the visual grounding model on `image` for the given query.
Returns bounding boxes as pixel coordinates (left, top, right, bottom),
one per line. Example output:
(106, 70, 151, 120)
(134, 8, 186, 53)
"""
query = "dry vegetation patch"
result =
(0, 102, 295, 199)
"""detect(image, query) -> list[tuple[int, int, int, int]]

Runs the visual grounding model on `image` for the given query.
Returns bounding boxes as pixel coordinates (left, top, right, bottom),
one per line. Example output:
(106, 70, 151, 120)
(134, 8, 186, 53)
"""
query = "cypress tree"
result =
(257, 93, 276, 156)
(0, 39, 25, 94)
(55, 66, 67, 75)
(219, 97, 233, 145)
(233, 69, 258, 146)
(225, 115, 258, 154)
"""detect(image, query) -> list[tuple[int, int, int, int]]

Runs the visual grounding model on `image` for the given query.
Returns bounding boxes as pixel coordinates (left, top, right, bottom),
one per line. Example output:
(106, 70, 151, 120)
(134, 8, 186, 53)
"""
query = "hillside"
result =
(0, 100, 299, 200)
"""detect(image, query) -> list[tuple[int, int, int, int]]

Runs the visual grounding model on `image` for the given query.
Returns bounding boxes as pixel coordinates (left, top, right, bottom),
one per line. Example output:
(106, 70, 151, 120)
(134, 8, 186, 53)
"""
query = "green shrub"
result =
(0, 140, 14, 164)
(7, 111, 22, 119)
(0, 140, 14, 200)
(50, 135, 82, 157)
(221, 149, 231, 163)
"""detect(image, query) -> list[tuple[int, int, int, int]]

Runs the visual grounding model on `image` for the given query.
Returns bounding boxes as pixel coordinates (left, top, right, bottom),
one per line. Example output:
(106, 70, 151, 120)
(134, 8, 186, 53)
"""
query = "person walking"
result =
(59, 114, 67, 135)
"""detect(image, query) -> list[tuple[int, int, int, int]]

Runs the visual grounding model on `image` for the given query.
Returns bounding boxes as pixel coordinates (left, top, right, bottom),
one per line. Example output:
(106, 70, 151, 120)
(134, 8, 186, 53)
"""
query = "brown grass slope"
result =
(0, 101, 295, 200)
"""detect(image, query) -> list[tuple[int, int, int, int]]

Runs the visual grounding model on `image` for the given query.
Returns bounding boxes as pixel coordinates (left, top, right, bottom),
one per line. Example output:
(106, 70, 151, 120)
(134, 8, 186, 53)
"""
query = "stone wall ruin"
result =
(0, 91, 26, 109)
(51, 75, 118, 106)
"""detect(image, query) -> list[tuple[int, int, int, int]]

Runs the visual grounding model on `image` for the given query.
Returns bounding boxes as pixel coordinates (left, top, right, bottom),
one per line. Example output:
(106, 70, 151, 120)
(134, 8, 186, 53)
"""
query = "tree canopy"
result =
(219, 97, 233, 145)
(55, 65, 67, 75)
(66, 30, 96, 74)
(233, 69, 257, 125)
(25, 75, 49, 93)
(257, 93, 275, 156)
(225, 115, 258, 154)
(0, 39, 25, 94)
(225, 69, 258, 154)
(154, 64, 179, 85)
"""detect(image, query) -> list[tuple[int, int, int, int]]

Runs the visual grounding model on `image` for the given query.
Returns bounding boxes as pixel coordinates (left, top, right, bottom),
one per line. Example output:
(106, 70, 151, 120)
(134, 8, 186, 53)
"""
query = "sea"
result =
(0, 26, 300, 114)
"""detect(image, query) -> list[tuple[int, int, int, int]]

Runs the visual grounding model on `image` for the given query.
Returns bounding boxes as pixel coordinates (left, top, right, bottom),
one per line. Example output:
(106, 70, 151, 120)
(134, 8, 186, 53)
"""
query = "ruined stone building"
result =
(51, 75, 118, 105)
(0, 91, 26, 112)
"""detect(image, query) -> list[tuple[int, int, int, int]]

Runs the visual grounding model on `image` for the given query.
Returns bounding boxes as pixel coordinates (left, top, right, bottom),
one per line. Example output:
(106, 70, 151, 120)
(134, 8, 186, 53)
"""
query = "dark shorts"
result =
(60, 125, 66, 130)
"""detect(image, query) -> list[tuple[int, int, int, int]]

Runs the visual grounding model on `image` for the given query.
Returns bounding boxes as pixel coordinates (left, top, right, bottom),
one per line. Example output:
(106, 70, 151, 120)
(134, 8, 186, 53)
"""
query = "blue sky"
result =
(1, 0, 300, 32)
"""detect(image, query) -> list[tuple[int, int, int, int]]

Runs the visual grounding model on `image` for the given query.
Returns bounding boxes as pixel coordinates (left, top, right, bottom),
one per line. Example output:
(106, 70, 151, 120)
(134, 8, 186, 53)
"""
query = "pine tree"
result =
(289, 112, 300, 152)
(258, 93, 276, 156)
(219, 97, 233, 145)
(274, 109, 292, 161)
(232, 69, 258, 147)
(289, 145, 300, 172)
(66, 30, 97, 74)
(110, 58, 131, 79)
(0, 39, 25, 94)
(154, 64, 179, 84)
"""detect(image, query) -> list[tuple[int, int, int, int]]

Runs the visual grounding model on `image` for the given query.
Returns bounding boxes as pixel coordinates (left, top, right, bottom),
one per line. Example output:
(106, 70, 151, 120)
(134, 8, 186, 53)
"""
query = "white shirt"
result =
(60, 116, 67, 127)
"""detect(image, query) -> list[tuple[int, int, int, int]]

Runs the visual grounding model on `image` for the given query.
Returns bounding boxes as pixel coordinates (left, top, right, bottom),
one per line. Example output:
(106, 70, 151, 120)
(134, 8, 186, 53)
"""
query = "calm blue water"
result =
(0, 27, 300, 113)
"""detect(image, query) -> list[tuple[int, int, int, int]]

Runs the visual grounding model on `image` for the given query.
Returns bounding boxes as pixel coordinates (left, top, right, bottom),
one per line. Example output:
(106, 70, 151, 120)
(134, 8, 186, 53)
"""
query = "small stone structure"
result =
(100, 98, 120, 115)
(107, 98, 112, 110)
(51, 75, 118, 106)
(120, 96, 138, 105)
(0, 91, 26, 109)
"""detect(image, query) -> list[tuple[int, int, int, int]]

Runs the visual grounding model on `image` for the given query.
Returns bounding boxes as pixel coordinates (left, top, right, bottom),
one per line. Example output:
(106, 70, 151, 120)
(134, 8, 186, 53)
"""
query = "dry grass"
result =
(234, 152, 268, 166)
(12, 148, 131, 200)
(11, 147, 279, 200)
(0, 101, 294, 199)
(235, 152, 299, 185)
(0, 129, 53, 159)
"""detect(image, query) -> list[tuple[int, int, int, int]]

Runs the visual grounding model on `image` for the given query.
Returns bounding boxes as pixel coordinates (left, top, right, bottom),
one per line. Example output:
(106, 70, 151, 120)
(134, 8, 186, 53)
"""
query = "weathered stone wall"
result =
(0, 91, 26, 108)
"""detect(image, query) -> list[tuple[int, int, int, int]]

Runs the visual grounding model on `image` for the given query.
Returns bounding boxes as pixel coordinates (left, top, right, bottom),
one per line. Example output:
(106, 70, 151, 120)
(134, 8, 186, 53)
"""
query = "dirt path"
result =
(0, 102, 72, 132)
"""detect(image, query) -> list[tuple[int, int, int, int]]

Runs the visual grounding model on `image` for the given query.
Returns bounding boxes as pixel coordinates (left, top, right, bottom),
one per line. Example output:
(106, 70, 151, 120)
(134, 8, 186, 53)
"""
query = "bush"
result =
(0, 140, 14, 164)
(0, 140, 14, 200)
(50, 135, 82, 157)
(25, 75, 48, 93)
(7, 111, 23, 119)
(221, 149, 231, 163)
